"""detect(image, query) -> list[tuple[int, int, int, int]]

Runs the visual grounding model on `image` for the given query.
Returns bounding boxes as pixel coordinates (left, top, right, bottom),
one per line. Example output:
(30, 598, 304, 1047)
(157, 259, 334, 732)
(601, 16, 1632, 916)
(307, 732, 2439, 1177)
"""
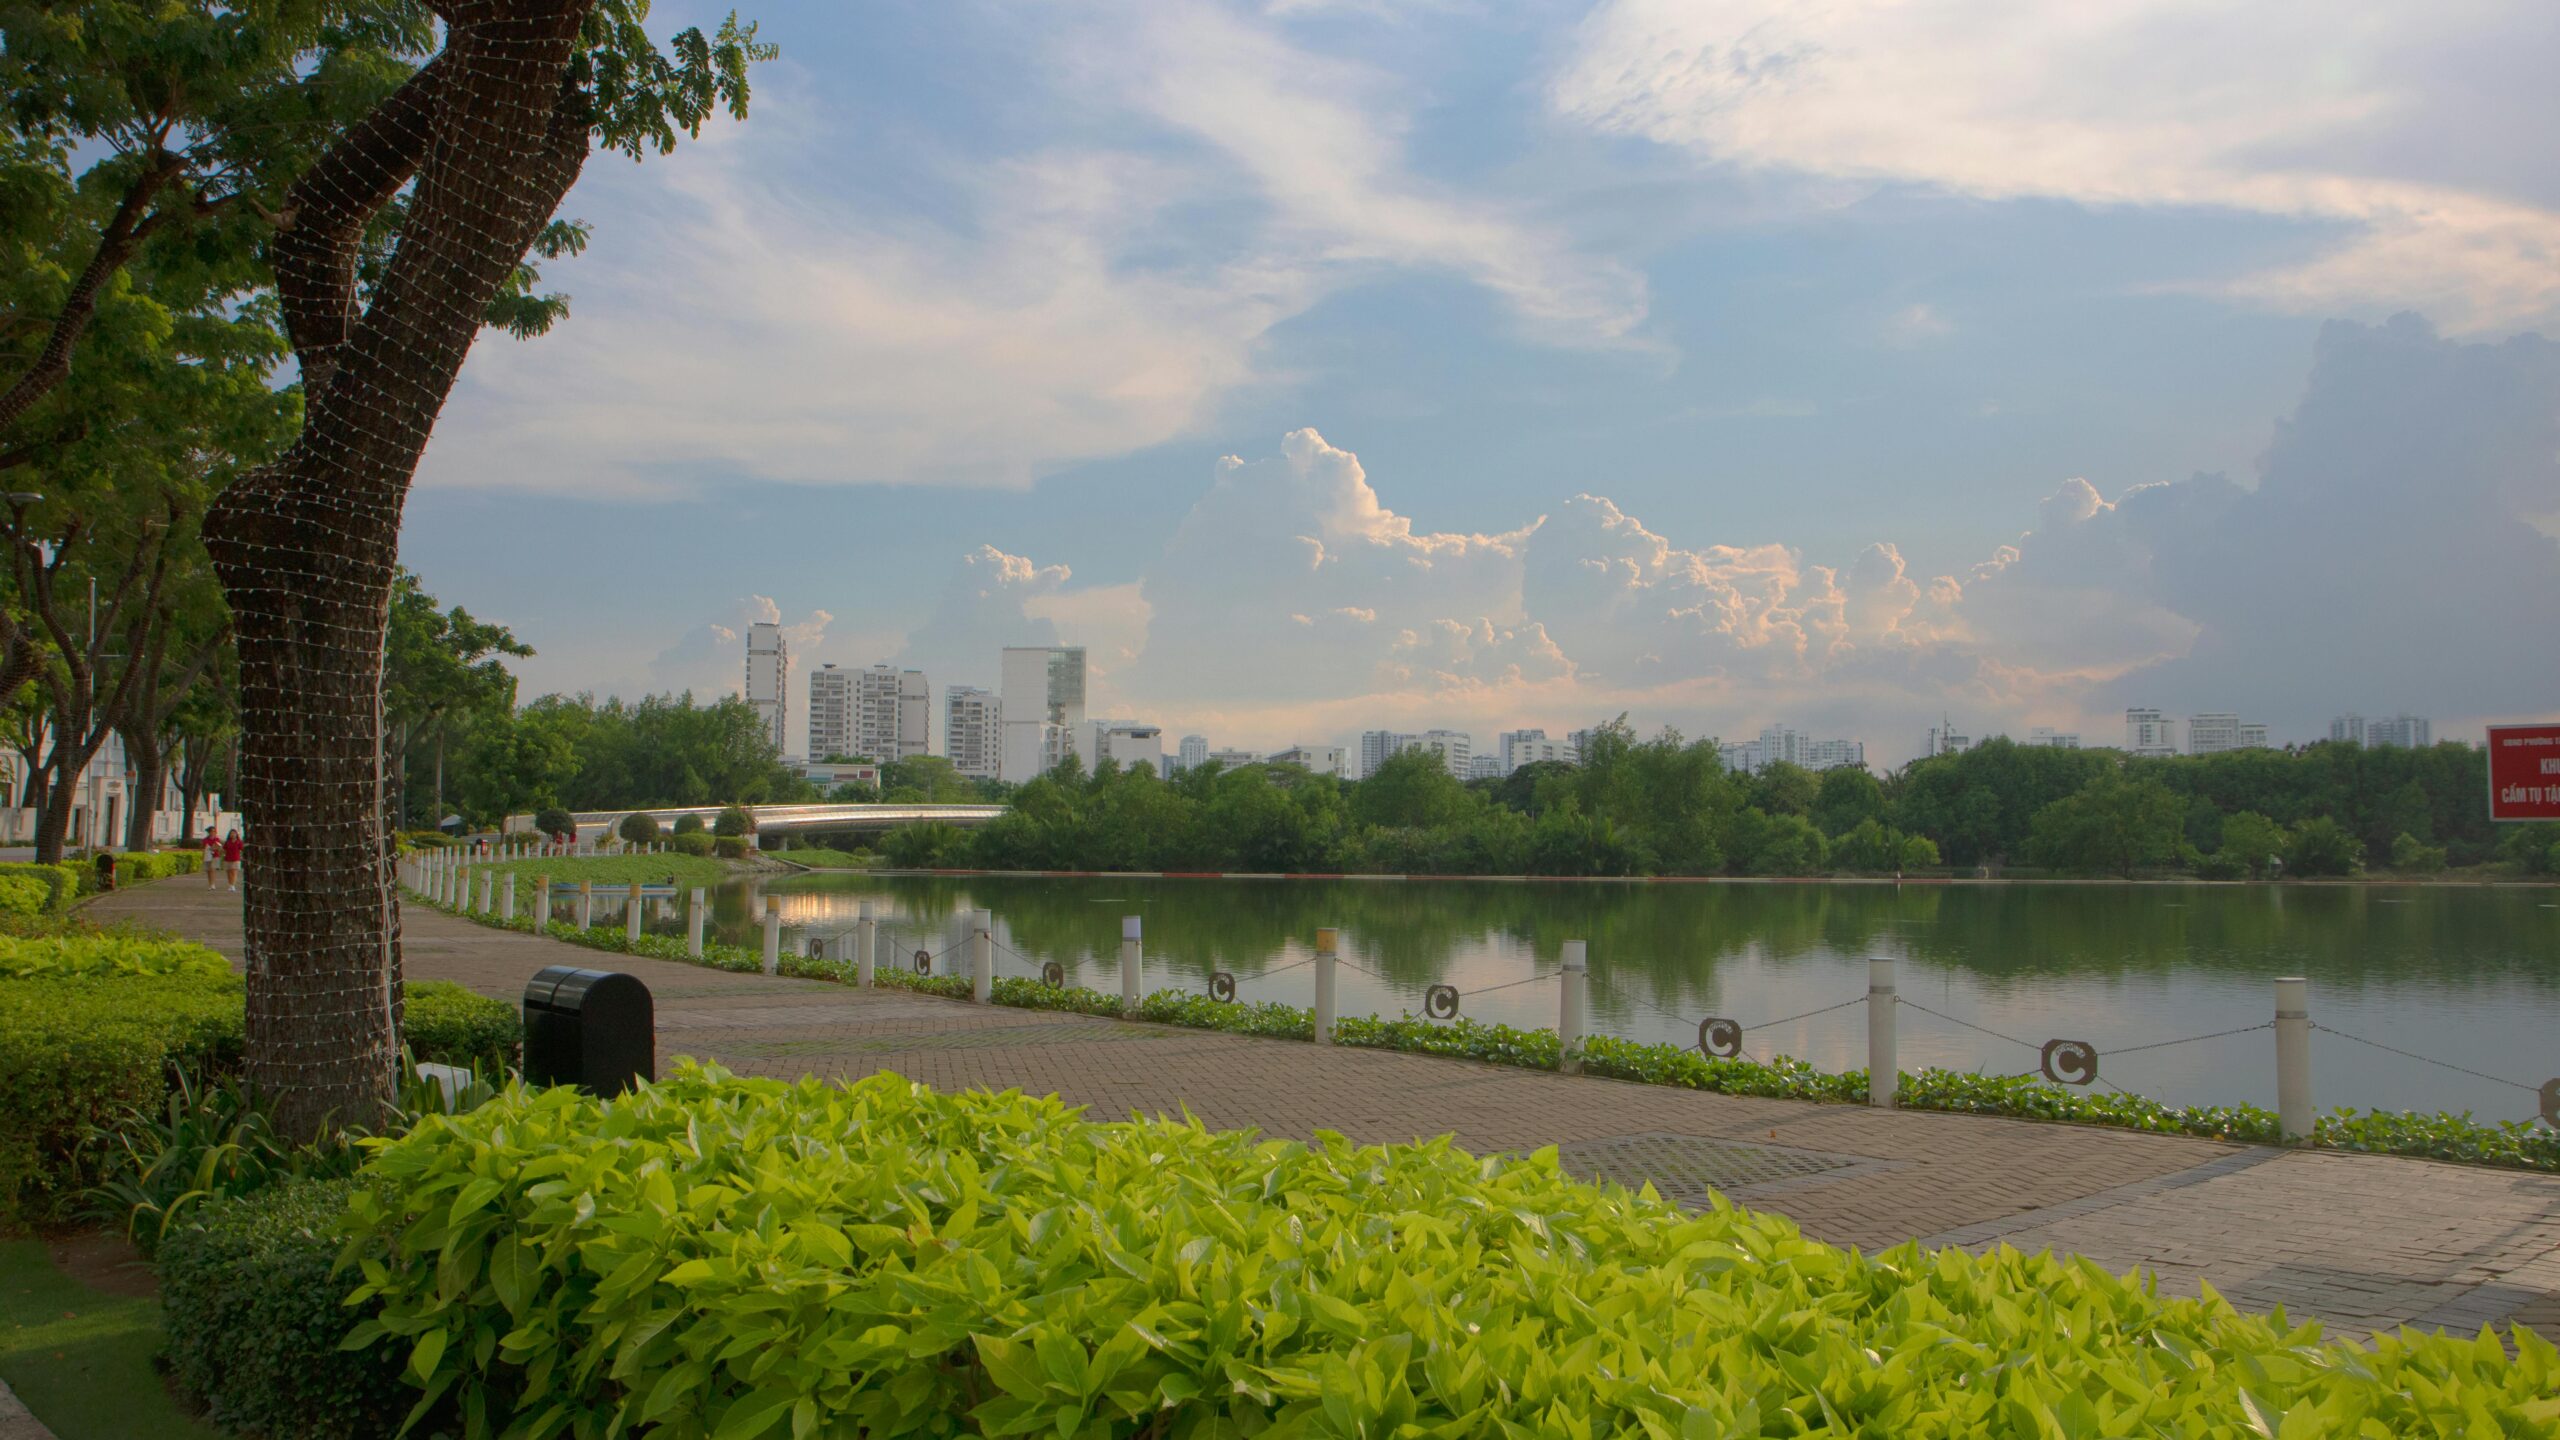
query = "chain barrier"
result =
(2310, 1022, 2539, 1095)
(2098, 1023, 2271, 1058)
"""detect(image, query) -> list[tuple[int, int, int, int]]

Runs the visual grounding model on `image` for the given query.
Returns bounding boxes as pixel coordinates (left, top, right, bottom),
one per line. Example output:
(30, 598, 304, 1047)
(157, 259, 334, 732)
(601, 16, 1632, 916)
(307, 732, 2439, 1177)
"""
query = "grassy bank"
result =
(471, 852, 740, 889)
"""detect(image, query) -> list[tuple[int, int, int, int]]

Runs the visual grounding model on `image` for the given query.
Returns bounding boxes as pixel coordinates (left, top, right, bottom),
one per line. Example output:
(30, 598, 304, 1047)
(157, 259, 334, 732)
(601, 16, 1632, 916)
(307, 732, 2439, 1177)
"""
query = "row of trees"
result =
(875, 724, 2556, 880)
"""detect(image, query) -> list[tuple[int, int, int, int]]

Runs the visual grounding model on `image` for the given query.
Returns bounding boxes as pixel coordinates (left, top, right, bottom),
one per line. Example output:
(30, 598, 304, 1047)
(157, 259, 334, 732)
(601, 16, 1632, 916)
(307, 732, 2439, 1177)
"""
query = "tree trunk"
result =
(122, 726, 165, 852)
(202, 2, 595, 1140)
(34, 732, 104, 861)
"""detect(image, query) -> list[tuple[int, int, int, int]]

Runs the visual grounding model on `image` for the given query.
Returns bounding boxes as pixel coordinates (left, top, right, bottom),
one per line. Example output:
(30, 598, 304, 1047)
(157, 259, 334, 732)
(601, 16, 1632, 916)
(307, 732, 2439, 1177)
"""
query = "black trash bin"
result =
(521, 965, 654, 1095)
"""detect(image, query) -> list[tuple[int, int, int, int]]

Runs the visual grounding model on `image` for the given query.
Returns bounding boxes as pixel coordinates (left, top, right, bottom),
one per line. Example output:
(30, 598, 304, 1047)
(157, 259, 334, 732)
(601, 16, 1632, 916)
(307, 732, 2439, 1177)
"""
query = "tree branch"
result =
(0, 151, 185, 436)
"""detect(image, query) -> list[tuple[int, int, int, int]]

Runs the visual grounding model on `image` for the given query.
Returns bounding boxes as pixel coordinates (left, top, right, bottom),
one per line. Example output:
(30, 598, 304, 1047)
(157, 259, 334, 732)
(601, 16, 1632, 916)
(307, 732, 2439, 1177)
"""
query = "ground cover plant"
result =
(479, 852, 740, 891)
(416, 882, 2560, 1174)
(329, 1064, 2560, 1438)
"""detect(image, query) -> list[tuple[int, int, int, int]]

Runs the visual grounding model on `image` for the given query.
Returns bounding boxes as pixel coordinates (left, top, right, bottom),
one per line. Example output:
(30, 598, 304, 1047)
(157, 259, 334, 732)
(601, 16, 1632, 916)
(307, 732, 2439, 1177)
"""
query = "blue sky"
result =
(399, 0, 2560, 763)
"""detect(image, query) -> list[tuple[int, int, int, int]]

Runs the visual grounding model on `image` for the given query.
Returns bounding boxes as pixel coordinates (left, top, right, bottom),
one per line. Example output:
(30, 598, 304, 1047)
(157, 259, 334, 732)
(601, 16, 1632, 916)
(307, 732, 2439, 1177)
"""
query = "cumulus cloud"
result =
(645, 595, 832, 701)
(892, 546, 1073, 690)
(1553, 0, 2560, 331)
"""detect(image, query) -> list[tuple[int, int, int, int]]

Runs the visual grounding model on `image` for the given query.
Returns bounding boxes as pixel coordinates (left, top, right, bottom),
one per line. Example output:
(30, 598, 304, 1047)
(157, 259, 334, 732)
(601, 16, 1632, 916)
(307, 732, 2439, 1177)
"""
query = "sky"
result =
(397, 0, 2560, 765)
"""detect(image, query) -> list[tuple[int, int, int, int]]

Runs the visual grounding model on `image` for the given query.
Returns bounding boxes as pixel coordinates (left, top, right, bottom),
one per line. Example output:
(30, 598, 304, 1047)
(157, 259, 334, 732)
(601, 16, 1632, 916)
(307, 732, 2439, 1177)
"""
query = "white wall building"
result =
(1924, 716, 1973, 758)
(797, 759, 882, 791)
(2368, 714, 2431, 748)
(1468, 754, 1503, 781)
(2330, 713, 2366, 746)
(1358, 729, 1471, 779)
(854, 664, 930, 762)
(1175, 734, 1209, 772)
(745, 621, 789, 754)
(1269, 743, 1345, 777)
(1000, 646, 1086, 782)
(1205, 748, 1263, 769)
(1079, 720, 1164, 776)
(2124, 707, 2177, 758)
(2237, 722, 2270, 750)
(2025, 727, 2081, 748)
(2187, 713, 2240, 756)
(1, 731, 236, 849)
(1497, 728, 1575, 773)
(943, 686, 1001, 780)
(807, 664, 855, 760)
(1724, 724, 1864, 774)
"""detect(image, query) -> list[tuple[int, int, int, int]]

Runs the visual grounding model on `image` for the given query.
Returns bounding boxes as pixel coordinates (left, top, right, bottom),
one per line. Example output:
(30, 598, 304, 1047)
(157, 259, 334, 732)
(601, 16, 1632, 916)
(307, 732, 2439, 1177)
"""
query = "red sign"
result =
(2488, 724, 2560, 822)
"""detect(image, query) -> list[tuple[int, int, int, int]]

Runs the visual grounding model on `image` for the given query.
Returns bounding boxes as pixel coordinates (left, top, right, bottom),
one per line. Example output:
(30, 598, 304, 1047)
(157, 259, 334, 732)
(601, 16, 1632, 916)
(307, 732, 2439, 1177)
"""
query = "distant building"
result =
(1724, 724, 1864, 774)
(943, 686, 1001, 780)
(1080, 720, 1164, 776)
(745, 622, 789, 754)
(2025, 727, 2080, 748)
(807, 664, 855, 760)
(1205, 748, 1263, 769)
(1497, 728, 1575, 773)
(798, 759, 881, 791)
(1355, 729, 1471, 779)
(1924, 717, 1973, 758)
(2237, 722, 2270, 750)
(1000, 646, 1085, 782)
(854, 664, 930, 762)
(1566, 724, 1610, 759)
(2187, 713, 2240, 756)
(1356, 730, 1399, 779)
(2368, 714, 2431, 748)
(1468, 754, 1503, 781)
(1176, 734, 1209, 771)
(2330, 713, 2366, 746)
(1268, 743, 1345, 777)
(2124, 707, 2177, 758)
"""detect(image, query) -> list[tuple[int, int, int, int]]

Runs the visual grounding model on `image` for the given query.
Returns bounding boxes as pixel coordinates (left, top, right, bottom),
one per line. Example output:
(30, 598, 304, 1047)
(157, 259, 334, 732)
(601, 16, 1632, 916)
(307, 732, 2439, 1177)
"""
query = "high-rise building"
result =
(1176, 735, 1209, 771)
(1268, 743, 1345, 777)
(943, 686, 1001, 780)
(1000, 646, 1087, 782)
(1205, 747, 1263, 769)
(2025, 727, 2081, 748)
(852, 664, 930, 762)
(1924, 715, 1973, 758)
(1723, 724, 1865, 774)
(2237, 722, 2270, 750)
(2187, 713, 2240, 755)
(2330, 713, 2366, 746)
(2368, 714, 2431, 748)
(745, 622, 789, 754)
(807, 664, 855, 759)
(1355, 729, 1470, 779)
(1468, 754, 1503, 781)
(2124, 707, 2176, 757)
(1079, 720, 1164, 776)
(1497, 728, 1575, 773)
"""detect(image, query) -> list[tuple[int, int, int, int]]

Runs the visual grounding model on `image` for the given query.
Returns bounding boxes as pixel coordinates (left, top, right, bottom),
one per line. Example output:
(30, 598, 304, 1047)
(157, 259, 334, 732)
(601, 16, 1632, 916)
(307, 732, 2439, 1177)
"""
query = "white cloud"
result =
(645, 594, 831, 701)
(1553, 0, 2560, 331)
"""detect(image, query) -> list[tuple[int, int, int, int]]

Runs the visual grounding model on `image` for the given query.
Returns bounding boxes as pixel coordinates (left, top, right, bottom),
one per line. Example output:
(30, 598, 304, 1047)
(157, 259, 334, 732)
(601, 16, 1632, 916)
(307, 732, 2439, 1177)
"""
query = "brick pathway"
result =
(95, 879, 2560, 1340)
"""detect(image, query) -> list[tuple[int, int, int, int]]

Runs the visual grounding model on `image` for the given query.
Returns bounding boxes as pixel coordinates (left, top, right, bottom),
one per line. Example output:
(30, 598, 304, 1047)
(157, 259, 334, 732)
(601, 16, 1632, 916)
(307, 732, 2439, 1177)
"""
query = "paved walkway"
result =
(95, 878, 2560, 1341)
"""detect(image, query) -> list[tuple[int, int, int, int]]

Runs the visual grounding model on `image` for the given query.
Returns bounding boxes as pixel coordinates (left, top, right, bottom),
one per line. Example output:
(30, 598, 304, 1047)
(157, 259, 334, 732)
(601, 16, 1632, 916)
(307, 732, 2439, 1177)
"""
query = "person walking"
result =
(222, 829, 244, 892)
(202, 826, 222, 888)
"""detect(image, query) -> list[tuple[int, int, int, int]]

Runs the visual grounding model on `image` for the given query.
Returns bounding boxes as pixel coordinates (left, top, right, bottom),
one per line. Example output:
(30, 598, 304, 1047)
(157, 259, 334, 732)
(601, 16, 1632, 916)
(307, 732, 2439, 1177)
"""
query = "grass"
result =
(472, 852, 739, 889)
(765, 845, 872, 869)
(0, 1238, 222, 1440)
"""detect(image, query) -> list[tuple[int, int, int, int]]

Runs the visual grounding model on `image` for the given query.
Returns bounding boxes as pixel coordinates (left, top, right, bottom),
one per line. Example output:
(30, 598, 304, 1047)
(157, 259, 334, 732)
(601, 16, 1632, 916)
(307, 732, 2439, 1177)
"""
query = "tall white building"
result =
(2330, 713, 2366, 746)
(1205, 747, 1263, 769)
(1268, 743, 1345, 777)
(1467, 754, 1503, 781)
(2368, 714, 2431, 748)
(2237, 722, 2270, 750)
(2187, 713, 2240, 755)
(745, 622, 789, 754)
(853, 664, 930, 762)
(1924, 716, 1973, 758)
(943, 686, 1001, 780)
(2025, 727, 2081, 748)
(1000, 646, 1086, 782)
(2124, 707, 2177, 758)
(1497, 728, 1575, 773)
(1723, 724, 1865, 774)
(1357, 730, 1399, 779)
(1176, 734, 1209, 772)
(807, 664, 855, 760)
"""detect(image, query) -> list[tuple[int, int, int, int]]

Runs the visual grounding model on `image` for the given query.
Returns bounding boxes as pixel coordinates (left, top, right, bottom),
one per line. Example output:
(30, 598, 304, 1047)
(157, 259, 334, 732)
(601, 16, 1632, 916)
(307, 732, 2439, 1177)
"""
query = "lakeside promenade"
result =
(95, 877, 2560, 1342)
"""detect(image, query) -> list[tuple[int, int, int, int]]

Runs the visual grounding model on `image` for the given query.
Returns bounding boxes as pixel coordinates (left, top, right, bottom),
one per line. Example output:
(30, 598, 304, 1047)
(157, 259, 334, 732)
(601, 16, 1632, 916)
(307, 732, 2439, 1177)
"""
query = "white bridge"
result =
(515, 803, 1006, 841)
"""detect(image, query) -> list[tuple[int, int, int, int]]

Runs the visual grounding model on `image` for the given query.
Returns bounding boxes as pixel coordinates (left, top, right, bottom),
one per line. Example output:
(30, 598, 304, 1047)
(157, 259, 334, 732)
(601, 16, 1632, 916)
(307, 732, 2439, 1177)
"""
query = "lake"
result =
(659, 874, 2559, 1122)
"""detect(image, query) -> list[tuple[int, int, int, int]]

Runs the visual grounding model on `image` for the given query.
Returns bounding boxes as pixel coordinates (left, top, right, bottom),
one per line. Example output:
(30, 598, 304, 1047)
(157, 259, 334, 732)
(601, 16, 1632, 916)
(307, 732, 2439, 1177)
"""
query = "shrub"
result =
(0, 874, 51, 916)
(85, 1071, 362, 1256)
(401, 829, 456, 850)
(341, 1066, 2560, 1437)
(880, 820, 964, 868)
(712, 804, 752, 837)
(616, 811, 662, 846)
(669, 831, 714, 857)
(713, 834, 748, 859)
(2286, 815, 2363, 876)
(0, 861, 86, 913)
(673, 812, 706, 836)
(403, 980, 521, 1078)
(0, 970, 244, 1227)
(163, 1178, 415, 1440)
(533, 807, 576, 838)
(0, 933, 232, 980)
(2389, 831, 2448, 874)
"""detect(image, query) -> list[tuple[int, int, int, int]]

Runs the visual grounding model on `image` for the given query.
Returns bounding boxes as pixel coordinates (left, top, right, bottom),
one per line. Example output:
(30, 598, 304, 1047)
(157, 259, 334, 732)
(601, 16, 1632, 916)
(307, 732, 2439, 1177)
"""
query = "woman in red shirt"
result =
(201, 827, 222, 889)
(222, 830, 244, 892)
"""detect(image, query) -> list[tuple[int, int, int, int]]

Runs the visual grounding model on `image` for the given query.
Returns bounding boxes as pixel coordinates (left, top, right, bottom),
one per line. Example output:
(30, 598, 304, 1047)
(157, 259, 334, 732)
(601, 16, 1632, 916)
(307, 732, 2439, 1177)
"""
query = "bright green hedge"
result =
(162, 1178, 415, 1440)
(0, 874, 50, 917)
(0, 861, 86, 913)
(338, 1066, 2560, 1438)
(404, 981, 520, 1077)
(0, 932, 232, 980)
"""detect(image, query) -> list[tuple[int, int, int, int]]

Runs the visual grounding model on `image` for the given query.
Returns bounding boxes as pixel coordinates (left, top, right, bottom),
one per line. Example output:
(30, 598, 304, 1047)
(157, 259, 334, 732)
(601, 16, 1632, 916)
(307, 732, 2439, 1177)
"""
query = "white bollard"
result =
(501, 875, 515, 923)
(687, 887, 705, 958)
(1868, 958, 1898, 1109)
(478, 870, 493, 915)
(531, 874, 549, 934)
(761, 898, 781, 976)
(626, 881, 644, 944)
(1119, 915, 1143, 1016)
(970, 908, 994, 1004)
(1558, 940, 1588, 1075)
(576, 880, 593, 931)
(1313, 927, 1339, 1045)
(2276, 977, 2312, 1143)
(856, 902, 877, 988)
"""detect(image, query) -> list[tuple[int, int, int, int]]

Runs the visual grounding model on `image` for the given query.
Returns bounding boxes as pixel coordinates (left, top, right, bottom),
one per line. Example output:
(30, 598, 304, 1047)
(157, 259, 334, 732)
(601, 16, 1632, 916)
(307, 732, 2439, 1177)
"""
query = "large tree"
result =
(6, 0, 771, 1136)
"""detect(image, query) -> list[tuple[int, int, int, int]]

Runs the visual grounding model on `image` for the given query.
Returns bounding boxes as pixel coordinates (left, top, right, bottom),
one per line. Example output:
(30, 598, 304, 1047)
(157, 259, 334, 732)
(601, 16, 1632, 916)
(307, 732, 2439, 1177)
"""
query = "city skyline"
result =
(389, 1, 2558, 765)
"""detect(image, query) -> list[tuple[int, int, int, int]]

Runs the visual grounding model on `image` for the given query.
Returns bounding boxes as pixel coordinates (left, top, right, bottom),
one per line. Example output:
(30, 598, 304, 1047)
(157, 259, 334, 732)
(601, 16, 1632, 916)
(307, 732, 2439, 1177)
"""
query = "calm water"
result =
(642, 875, 2560, 1122)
